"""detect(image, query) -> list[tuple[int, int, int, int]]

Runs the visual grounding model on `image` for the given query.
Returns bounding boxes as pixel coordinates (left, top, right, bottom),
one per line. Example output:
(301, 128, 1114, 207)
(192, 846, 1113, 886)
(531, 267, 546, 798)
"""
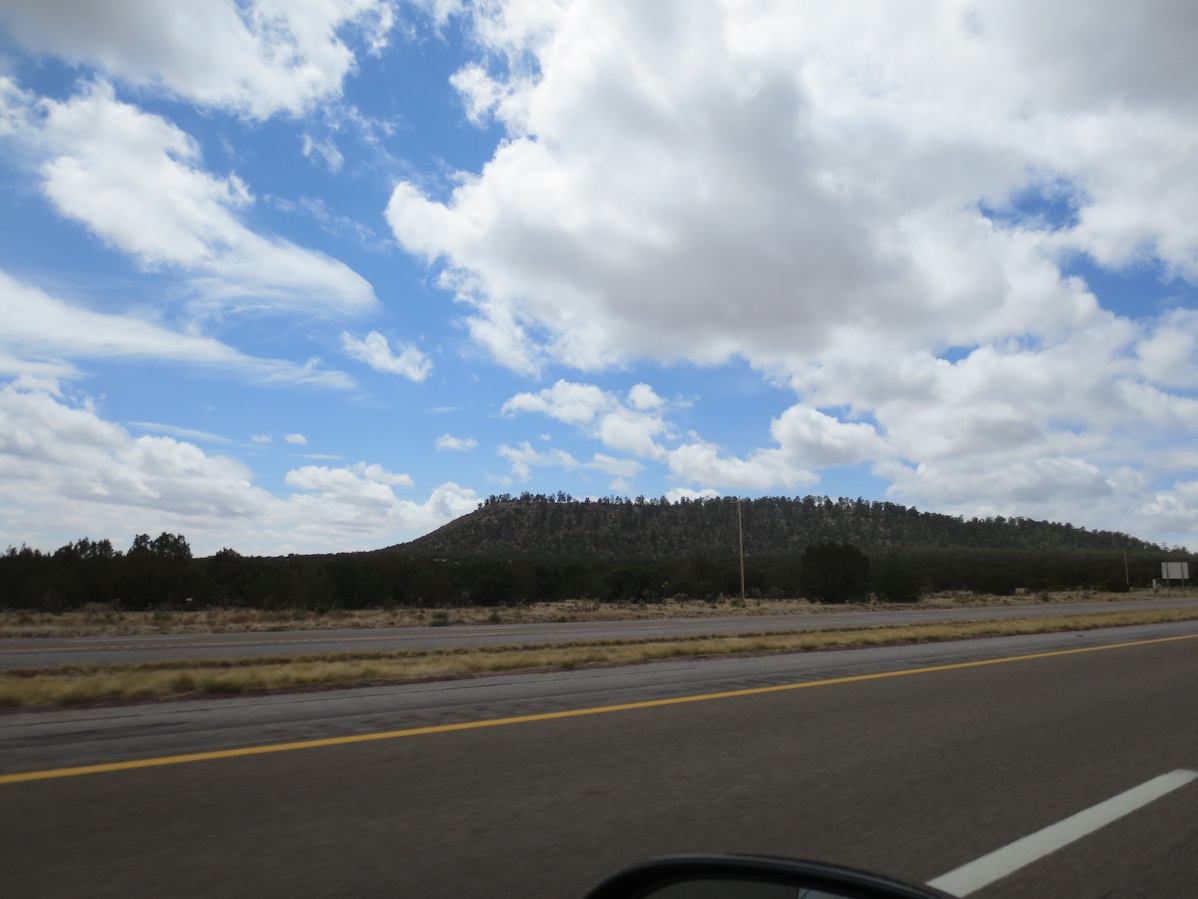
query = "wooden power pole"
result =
(737, 498, 746, 602)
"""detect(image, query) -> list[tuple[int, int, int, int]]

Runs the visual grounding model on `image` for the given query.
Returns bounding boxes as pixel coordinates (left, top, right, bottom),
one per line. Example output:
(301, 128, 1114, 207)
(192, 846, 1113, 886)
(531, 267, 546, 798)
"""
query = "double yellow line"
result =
(4, 631, 1196, 786)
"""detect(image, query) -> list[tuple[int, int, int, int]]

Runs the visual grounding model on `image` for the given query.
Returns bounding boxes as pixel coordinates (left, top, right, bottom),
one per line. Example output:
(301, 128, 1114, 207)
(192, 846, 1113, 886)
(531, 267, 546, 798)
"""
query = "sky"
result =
(1, 0, 1197, 557)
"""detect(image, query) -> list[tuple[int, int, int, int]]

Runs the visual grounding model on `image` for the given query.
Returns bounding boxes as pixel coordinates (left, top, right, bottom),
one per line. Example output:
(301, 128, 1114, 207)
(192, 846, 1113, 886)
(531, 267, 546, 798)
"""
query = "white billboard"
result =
(1161, 561, 1190, 580)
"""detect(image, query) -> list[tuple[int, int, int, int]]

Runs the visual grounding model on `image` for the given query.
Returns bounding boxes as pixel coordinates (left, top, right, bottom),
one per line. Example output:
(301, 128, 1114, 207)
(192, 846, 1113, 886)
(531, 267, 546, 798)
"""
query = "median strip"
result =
(3, 607, 1198, 709)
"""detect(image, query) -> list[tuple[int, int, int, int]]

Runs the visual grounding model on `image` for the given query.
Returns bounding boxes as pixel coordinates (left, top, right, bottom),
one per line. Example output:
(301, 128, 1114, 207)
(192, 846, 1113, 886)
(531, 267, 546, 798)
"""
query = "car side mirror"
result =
(584, 854, 957, 899)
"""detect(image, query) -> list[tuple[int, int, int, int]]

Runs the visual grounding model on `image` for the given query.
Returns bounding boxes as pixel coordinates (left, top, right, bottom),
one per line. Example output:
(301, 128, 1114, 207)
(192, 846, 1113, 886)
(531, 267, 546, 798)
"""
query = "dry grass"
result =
(0, 588, 1171, 638)
(3, 605, 1197, 709)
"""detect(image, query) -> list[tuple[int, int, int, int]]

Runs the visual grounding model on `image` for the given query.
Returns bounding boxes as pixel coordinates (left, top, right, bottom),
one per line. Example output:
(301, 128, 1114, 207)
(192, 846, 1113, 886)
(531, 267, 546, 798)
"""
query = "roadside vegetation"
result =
(3, 605, 1197, 709)
(0, 589, 1176, 639)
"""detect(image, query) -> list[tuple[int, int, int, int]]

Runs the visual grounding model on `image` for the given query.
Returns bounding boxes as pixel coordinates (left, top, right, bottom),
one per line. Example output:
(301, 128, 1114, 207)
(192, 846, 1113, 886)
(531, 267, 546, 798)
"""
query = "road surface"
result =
(3, 619, 1197, 897)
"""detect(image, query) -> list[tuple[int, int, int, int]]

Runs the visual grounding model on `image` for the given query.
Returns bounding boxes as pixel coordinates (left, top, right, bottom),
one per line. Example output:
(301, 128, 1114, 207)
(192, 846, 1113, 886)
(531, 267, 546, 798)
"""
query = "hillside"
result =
(3, 495, 1179, 611)
(393, 494, 1162, 559)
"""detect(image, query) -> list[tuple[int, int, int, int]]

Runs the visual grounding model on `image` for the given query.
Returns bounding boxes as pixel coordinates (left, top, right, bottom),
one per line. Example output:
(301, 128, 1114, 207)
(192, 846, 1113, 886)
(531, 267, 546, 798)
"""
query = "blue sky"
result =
(1, 1, 1197, 556)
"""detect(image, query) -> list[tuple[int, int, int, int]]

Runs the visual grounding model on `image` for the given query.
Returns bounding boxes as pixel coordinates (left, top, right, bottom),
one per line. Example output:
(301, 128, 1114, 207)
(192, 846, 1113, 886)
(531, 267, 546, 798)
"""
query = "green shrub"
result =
(800, 541, 871, 603)
(874, 553, 921, 603)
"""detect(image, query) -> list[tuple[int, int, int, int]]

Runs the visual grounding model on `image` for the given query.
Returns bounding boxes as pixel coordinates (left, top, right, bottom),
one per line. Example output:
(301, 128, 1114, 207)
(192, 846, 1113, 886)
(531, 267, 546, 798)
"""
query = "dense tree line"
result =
(0, 527, 1184, 613)
(399, 494, 1168, 558)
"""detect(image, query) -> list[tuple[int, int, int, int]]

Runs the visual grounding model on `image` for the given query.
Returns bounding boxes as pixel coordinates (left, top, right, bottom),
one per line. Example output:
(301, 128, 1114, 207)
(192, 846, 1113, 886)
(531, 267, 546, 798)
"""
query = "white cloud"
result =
(341, 330, 432, 381)
(128, 422, 231, 444)
(627, 383, 664, 411)
(498, 378, 675, 492)
(0, 75, 31, 137)
(272, 195, 391, 253)
(285, 433, 308, 445)
(0, 268, 354, 389)
(501, 377, 885, 490)
(1139, 479, 1198, 537)
(594, 405, 668, 460)
(502, 379, 609, 424)
(666, 440, 818, 492)
(498, 441, 641, 484)
(301, 132, 344, 172)
(1136, 308, 1198, 389)
(251, 435, 272, 444)
(769, 406, 887, 468)
(407, 0, 465, 30)
(502, 378, 670, 460)
(0, 0, 396, 118)
(33, 82, 376, 315)
(0, 381, 271, 548)
(435, 434, 478, 452)
(0, 381, 478, 555)
(498, 443, 579, 483)
(286, 461, 414, 492)
(285, 464, 477, 541)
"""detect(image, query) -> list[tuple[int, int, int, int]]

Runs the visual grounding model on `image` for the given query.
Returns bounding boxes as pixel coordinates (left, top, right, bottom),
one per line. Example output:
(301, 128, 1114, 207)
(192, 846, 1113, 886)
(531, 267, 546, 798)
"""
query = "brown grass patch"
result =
(0, 588, 1176, 638)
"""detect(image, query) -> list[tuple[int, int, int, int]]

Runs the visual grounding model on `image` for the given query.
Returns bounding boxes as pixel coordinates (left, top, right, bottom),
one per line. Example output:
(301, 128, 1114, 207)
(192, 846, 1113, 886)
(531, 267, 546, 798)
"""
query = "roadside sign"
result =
(1161, 562, 1190, 586)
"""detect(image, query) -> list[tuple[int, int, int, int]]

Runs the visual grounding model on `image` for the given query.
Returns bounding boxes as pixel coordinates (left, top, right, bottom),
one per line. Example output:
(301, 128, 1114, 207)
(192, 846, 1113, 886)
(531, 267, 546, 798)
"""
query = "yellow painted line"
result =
(3, 631, 1196, 786)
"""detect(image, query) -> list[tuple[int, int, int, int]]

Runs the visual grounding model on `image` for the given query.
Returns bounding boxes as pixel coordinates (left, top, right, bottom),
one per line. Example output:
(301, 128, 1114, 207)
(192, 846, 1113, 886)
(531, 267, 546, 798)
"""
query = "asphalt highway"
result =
(3, 619, 1197, 897)
(3, 594, 1197, 670)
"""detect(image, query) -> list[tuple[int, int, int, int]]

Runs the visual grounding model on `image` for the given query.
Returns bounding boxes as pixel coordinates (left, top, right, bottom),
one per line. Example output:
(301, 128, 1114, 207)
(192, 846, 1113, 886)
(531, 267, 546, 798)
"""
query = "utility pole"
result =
(737, 498, 746, 602)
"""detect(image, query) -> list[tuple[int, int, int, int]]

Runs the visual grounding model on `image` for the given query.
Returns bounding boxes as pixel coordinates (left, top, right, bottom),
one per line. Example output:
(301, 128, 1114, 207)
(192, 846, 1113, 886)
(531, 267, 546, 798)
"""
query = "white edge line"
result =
(928, 768, 1198, 896)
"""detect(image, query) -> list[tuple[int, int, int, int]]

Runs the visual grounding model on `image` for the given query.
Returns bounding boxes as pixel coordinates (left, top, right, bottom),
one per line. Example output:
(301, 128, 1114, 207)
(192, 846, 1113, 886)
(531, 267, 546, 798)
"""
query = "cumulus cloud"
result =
(435, 434, 478, 452)
(399, 0, 1197, 352)
(502, 379, 670, 459)
(501, 379, 609, 424)
(285, 463, 477, 541)
(31, 82, 376, 315)
(391, 0, 1085, 367)
(627, 383, 664, 411)
(0, 0, 396, 118)
(594, 406, 668, 460)
(285, 433, 308, 445)
(0, 381, 270, 546)
(666, 440, 818, 492)
(769, 406, 888, 469)
(341, 331, 432, 381)
(0, 381, 477, 554)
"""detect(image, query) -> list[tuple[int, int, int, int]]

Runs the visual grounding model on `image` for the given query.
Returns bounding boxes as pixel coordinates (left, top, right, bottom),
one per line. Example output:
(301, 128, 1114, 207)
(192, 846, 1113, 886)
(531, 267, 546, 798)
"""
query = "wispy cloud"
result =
(0, 268, 354, 389)
(128, 422, 231, 443)
(341, 331, 432, 381)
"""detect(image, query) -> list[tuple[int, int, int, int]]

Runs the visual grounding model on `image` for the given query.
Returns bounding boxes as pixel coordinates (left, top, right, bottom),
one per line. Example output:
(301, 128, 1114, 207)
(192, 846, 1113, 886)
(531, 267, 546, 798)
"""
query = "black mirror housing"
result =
(584, 854, 957, 899)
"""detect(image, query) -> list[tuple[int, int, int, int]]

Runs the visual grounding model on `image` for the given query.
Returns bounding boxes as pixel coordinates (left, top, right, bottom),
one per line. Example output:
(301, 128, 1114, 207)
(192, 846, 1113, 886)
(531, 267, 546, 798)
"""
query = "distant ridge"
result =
(391, 494, 1162, 559)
